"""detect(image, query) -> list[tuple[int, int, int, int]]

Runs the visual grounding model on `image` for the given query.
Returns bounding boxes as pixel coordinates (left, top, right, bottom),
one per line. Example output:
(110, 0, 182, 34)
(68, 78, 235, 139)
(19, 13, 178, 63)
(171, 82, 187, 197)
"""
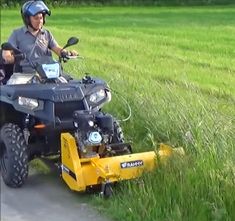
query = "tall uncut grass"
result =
(2, 0, 235, 7)
(1, 6, 235, 221)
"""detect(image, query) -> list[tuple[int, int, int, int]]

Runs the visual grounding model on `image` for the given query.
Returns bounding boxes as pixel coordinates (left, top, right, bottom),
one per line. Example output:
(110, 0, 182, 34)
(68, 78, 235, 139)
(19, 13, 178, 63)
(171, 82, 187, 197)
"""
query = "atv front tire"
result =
(0, 123, 28, 187)
(112, 120, 125, 143)
(111, 120, 132, 155)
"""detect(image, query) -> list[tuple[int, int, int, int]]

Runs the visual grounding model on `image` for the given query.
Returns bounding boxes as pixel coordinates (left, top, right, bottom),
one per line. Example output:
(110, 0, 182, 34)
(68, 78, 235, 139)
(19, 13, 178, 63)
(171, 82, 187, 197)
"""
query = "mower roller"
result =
(60, 132, 184, 195)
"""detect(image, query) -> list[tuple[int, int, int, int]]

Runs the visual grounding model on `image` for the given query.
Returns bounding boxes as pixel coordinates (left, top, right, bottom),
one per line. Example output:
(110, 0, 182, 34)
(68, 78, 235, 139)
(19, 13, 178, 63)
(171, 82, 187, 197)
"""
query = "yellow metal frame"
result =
(61, 132, 181, 192)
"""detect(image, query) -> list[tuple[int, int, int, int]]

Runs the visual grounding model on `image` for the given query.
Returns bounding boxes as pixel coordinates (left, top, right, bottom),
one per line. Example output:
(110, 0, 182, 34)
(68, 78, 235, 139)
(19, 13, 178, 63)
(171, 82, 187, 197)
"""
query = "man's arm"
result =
(51, 45, 63, 56)
(48, 30, 78, 57)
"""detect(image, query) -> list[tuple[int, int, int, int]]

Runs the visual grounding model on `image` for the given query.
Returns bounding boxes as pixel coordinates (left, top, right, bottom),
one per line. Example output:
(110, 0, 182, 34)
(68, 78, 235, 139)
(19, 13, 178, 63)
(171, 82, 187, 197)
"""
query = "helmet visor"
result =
(27, 1, 51, 16)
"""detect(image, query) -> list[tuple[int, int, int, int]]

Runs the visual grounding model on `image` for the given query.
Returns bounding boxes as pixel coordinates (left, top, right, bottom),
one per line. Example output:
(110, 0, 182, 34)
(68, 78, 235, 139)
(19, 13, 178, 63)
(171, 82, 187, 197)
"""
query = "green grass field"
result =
(1, 6, 235, 221)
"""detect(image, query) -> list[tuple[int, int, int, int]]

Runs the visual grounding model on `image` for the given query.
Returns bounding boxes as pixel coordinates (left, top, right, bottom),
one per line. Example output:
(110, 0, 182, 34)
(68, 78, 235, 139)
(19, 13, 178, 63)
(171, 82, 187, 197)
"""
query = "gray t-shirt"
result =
(8, 26, 58, 73)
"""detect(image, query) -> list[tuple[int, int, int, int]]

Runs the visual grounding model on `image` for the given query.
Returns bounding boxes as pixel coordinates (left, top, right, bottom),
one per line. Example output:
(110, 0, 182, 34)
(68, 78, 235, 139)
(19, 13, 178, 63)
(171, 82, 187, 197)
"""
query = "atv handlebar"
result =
(14, 53, 26, 63)
(66, 55, 79, 59)
(60, 51, 83, 62)
(66, 55, 84, 60)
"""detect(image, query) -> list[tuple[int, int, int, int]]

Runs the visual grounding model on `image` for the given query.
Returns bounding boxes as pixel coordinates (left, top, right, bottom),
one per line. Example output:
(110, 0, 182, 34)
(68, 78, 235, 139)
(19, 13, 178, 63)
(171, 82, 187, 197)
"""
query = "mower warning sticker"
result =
(120, 160, 144, 169)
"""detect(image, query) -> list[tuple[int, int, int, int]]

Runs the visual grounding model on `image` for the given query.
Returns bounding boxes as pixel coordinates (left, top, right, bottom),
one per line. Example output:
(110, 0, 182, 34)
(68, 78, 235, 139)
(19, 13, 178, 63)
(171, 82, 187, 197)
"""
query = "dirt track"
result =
(0, 168, 110, 221)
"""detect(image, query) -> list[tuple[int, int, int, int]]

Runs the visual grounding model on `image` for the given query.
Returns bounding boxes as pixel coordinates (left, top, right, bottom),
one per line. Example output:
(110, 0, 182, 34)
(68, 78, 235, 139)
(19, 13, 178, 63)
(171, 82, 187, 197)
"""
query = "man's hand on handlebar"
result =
(60, 49, 78, 59)
(67, 50, 78, 56)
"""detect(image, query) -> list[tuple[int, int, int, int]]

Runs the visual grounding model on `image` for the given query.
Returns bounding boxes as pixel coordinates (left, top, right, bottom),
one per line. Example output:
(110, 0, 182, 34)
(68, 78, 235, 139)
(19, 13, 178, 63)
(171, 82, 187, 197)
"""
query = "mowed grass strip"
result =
(1, 6, 235, 221)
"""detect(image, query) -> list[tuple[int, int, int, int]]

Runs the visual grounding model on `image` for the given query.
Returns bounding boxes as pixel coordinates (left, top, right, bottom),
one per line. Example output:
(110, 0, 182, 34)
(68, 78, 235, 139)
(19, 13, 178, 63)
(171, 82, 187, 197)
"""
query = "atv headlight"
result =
(89, 89, 106, 104)
(18, 96, 39, 110)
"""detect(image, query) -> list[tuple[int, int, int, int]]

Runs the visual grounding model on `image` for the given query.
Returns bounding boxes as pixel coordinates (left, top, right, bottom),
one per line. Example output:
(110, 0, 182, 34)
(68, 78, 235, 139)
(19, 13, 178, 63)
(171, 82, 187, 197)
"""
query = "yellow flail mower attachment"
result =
(60, 133, 184, 196)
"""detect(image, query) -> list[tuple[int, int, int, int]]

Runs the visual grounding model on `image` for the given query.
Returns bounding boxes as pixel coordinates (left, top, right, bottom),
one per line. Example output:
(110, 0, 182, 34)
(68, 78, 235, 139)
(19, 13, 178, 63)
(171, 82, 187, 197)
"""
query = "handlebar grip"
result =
(60, 51, 68, 59)
(14, 53, 26, 62)
(60, 51, 79, 59)
(66, 55, 78, 59)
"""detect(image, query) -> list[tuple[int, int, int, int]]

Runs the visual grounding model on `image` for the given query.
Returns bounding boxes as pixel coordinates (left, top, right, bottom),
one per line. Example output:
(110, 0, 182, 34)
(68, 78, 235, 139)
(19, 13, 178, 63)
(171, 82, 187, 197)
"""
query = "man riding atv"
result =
(1, 0, 78, 84)
(0, 1, 132, 191)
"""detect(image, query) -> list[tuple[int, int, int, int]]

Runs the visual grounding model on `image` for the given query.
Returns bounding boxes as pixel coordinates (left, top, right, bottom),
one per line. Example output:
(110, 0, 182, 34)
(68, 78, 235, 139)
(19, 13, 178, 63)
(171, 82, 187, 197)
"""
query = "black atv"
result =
(0, 37, 131, 188)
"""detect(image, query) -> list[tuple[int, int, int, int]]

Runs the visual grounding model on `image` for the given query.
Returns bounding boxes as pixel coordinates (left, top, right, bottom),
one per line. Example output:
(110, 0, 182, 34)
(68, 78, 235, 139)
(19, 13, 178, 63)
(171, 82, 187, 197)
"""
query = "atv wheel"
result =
(0, 123, 28, 187)
(112, 120, 125, 143)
